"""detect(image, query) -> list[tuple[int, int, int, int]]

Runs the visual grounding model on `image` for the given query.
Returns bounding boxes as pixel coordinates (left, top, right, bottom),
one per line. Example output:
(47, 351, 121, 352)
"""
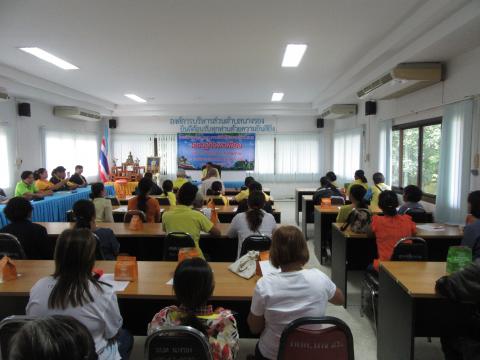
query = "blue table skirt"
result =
(0, 185, 115, 228)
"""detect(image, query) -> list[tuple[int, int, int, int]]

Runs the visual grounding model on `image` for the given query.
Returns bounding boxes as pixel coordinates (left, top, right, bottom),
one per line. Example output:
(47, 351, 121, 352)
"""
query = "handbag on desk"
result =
(228, 251, 259, 279)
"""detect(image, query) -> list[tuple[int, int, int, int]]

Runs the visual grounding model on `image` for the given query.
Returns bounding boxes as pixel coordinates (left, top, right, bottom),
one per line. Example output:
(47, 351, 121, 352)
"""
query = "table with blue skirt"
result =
(0, 185, 115, 227)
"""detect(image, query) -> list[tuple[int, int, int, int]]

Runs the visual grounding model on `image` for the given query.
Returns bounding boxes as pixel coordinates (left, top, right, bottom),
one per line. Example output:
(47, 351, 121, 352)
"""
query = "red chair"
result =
(277, 316, 354, 360)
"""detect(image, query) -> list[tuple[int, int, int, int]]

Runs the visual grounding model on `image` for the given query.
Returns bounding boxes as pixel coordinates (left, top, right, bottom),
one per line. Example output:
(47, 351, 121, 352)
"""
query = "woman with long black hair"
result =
(227, 191, 277, 258)
(127, 177, 160, 222)
(148, 258, 239, 360)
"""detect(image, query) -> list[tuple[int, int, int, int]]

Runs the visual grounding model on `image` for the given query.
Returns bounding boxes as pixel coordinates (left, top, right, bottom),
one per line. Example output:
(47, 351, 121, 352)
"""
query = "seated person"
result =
(235, 181, 273, 215)
(227, 191, 277, 258)
(192, 191, 205, 211)
(200, 168, 224, 197)
(128, 178, 161, 223)
(347, 169, 369, 197)
(326, 171, 339, 188)
(159, 179, 176, 205)
(247, 226, 344, 360)
(337, 184, 368, 223)
(34, 168, 68, 192)
(398, 185, 424, 214)
(313, 176, 342, 205)
(461, 191, 480, 260)
(26, 228, 132, 360)
(201, 162, 219, 181)
(435, 261, 480, 359)
(173, 169, 189, 191)
(0, 197, 52, 259)
(207, 181, 229, 206)
(143, 172, 163, 195)
(234, 176, 256, 202)
(8, 315, 98, 360)
(90, 182, 114, 223)
(370, 190, 416, 271)
(15, 170, 51, 199)
(148, 258, 239, 360)
(50, 166, 79, 191)
(162, 182, 221, 257)
(369, 172, 390, 208)
(73, 199, 120, 260)
(69, 165, 88, 187)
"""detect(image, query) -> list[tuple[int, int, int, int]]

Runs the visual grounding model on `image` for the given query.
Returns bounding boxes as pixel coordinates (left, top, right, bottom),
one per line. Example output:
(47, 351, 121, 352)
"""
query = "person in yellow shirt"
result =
(34, 168, 68, 192)
(159, 180, 177, 206)
(49, 166, 79, 191)
(347, 169, 369, 198)
(234, 176, 255, 203)
(337, 185, 369, 223)
(162, 182, 221, 257)
(173, 169, 189, 191)
(370, 172, 390, 209)
(235, 177, 271, 204)
(208, 181, 229, 206)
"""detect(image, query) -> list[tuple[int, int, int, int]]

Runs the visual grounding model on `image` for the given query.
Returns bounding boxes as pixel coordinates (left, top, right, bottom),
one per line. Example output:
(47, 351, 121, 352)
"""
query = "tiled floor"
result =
(130, 201, 445, 360)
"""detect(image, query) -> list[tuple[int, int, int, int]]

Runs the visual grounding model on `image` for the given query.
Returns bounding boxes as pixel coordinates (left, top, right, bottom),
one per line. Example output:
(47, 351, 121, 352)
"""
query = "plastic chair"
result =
(277, 316, 355, 360)
(124, 210, 147, 223)
(240, 235, 272, 257)
(145, 325, 213, 360)
(157, 197, 171, 206)
(405, 208, 432, 223)
(0, 315, 36, 359)
(0, 233, 26, 259)
(360, 237, 428, 330)
(162, 232, 195, 261)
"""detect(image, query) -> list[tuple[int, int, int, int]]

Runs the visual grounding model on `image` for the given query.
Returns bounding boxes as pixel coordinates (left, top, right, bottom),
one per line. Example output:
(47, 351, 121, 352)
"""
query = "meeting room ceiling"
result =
(0, 0, 476, 109)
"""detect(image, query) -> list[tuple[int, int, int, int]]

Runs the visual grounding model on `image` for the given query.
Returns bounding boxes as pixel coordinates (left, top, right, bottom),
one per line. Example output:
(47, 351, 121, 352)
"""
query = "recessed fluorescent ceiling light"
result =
(19, 47, 78, 70)
(281, 44, 307, 67)
(124, 94, 147, 103)
(271, 92, 284, 102)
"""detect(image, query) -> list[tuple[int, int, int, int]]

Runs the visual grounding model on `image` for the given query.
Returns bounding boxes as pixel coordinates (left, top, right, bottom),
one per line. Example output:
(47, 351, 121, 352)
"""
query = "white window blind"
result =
(44, 130, 99, 178)
(333, 128, 362, 184)
(112, 134, 154, 166)
(0, 127, 10, 188)
(157, 134, 177, 176)
(254, 134, 275, 175)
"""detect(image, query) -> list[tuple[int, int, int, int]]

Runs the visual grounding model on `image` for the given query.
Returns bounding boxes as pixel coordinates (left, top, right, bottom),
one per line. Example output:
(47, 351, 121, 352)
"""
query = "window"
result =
(251, 133, 321, 182)
(391, 118, 442, 196)
(0, 128, 9, 188)
(112, 134, 154, 167)
(333, 128, 363, 184)
(44, 130, 99, 178)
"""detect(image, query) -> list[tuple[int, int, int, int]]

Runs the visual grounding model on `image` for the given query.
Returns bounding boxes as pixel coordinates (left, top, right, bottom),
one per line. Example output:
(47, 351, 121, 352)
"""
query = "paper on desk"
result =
(166, 278, 174, 285)
(112, 206, 128, 213)
(100, 273, 130, 292)
(416, 224, 445, 231)
(259, 260, 280, 276)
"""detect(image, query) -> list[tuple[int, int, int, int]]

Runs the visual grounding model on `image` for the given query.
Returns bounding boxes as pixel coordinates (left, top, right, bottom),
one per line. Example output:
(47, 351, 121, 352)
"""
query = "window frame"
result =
(391, 117, 442, 203)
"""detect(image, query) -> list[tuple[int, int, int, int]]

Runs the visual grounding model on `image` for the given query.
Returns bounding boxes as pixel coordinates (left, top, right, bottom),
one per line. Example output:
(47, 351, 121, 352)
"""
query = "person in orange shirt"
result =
(370, 190, 416, 271)
(34, 168, 68, 192)
(127, 177, 161, 223)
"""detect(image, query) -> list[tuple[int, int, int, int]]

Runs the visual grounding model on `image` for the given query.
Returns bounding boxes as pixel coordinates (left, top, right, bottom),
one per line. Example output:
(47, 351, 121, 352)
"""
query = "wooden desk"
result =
(0, 260, 258, 336)
(112, 205, 281, 224)
(378, 262, 475, 359)
(224, 188, 271, 196)
(294, 188, 316, 225)
(331, 223, 462, 307)
(37, 222, 237, 262)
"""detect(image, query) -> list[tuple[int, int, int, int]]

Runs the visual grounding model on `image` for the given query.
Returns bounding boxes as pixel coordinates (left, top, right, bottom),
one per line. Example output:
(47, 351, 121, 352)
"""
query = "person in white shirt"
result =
(200, 167, 225, 197)
(247, 226, 345, 360)
(26, 228, 133, 360)
(227, 191, 277, 258)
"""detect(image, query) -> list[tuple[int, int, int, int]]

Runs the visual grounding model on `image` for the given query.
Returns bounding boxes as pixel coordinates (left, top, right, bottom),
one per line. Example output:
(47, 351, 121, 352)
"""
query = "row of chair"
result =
(0, 315, 355, 360)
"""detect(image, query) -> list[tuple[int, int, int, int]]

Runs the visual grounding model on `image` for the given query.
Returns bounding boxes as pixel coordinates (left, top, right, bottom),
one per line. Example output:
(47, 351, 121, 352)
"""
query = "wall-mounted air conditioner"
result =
(320, 104, 357, 120)
(357, 62, 443, 100)
(54, 106, 101, 121)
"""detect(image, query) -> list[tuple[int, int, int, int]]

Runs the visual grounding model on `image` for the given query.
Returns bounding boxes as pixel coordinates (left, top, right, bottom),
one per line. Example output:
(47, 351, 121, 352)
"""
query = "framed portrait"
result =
(147, 156, 160, 172)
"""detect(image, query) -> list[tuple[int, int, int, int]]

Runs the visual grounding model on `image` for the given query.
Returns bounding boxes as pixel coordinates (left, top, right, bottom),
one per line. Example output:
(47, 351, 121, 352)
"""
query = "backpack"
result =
(341, 208, 372, 233)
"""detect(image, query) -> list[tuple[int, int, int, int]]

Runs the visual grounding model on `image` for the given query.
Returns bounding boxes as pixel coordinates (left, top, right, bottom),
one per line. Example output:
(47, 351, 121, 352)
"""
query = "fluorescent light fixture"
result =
(19, 47, 78, 70)
(271, 92, 284, 102)
(124, 94, 147, 103)
(281, 44, 307, 67)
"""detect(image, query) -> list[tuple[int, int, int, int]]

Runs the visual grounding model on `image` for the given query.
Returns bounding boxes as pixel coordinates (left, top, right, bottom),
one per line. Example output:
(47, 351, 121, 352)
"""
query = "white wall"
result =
(328, 44, 480, 187)
(0, 98, 103, 195)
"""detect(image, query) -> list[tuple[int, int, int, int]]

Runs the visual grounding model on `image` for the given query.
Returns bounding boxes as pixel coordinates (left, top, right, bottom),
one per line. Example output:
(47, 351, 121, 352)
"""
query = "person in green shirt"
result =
(337, 185, 369, 223)
(370, 172, 390, 209)
(159, 180, 177, 206)
(15, 171, 52, 199)
(162, 182, 221, 257)
(173, 169, 189, 191)
(347, 169, 369, 197)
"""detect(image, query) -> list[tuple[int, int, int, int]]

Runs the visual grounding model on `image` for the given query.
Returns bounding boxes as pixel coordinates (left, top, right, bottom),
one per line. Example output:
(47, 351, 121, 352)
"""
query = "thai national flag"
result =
(99, 126, 110, 182)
